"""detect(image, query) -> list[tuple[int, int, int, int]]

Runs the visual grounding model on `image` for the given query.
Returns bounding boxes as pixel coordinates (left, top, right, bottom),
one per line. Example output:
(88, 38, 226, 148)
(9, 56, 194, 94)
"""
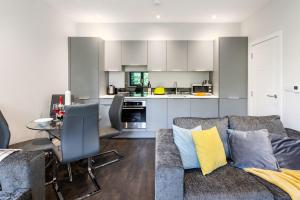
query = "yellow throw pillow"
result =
(192, 127, 227, 175)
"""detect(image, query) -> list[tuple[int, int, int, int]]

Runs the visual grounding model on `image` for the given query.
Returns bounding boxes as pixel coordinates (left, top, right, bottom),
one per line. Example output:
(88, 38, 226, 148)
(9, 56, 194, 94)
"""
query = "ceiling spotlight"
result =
(156, 15, 161, 19)
(211, 14, 217, 20)
(154, 0, 161, 6)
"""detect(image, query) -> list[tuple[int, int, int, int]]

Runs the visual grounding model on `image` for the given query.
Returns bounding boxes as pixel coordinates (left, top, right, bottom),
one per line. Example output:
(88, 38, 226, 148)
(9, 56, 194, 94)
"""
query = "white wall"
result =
(241, 0, 300, 130)
(0, 0, 75, 144)
(76, 23, 241, 40)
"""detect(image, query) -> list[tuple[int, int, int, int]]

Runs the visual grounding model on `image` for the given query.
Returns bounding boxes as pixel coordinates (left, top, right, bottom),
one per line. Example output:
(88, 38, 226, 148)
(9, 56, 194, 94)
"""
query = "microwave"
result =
(192, 84, 213, 94)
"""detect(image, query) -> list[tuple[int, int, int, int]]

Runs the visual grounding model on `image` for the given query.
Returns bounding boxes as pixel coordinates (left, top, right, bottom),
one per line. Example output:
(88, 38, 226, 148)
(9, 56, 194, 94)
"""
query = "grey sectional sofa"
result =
(155, 116, 300, 200)
(0, 151, 45, 200)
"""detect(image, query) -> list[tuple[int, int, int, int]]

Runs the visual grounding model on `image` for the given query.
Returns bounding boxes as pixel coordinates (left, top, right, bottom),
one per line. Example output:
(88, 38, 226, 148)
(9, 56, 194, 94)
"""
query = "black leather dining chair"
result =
(95, 94, 124, 169)
(0, 110, 54, 152)
(52, 103, 101, 199)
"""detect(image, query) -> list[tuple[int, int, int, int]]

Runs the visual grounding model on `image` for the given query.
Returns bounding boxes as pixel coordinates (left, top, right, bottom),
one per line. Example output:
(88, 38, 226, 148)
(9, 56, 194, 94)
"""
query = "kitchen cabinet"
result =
(167, 98, 190, 128)
(99, 99, 113, 128)
(190, 99, 219, 118)
(219, 37, 248, 98)
(148, 41, 167, 71)
(147, 99, 168, 131)
(122, 41, 148, 65)
(188, 40, 214, 71)
(167, 41, 188, 71)
(219, 99, 247, 117)
(69, 37, 100, 99)
(104, 40, 122, 71)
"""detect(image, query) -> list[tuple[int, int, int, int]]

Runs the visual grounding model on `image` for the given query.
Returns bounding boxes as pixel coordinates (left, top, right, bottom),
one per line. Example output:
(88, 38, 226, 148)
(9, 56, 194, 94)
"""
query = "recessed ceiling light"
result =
(156, 15, 161, 19)
(211, 14, 217, 20)
(154, 0, 161, 6)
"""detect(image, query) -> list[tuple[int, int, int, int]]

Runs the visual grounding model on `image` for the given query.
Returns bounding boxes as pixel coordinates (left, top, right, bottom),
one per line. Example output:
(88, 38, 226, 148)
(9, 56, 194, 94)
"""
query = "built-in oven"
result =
(122, 100, 146, 129)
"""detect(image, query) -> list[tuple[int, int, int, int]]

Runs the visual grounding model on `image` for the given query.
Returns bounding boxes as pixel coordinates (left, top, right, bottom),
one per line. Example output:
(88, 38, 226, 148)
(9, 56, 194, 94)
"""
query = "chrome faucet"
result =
(174, 81, 178, 95)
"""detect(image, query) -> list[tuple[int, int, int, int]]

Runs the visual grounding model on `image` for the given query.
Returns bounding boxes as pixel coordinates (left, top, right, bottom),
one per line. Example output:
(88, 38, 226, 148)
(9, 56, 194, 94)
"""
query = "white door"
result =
(250, 34, 282, 116)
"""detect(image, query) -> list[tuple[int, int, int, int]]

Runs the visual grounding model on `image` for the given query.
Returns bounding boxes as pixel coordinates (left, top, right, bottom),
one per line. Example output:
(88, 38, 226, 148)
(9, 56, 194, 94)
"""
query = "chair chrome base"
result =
(93, 149, 124, 169)
(52, 158, 101, 200)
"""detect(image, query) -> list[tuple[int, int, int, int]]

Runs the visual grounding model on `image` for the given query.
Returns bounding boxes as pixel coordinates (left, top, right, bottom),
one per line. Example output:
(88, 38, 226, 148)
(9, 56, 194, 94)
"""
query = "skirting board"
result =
(114, 130, 155, 139)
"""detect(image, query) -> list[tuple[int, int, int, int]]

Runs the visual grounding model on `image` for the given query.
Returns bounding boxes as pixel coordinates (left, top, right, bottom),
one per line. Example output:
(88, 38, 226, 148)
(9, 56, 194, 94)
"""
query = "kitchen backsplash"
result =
(108, 71, 210, 88)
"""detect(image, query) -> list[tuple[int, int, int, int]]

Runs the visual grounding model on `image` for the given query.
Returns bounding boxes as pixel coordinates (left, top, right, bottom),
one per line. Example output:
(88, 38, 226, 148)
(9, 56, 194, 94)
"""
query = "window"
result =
(129, 72, 149, 86)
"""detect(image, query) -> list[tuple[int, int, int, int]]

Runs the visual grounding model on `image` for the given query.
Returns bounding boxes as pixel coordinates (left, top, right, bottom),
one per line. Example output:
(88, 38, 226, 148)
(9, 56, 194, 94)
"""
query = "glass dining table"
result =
(26, 120, 62, 140)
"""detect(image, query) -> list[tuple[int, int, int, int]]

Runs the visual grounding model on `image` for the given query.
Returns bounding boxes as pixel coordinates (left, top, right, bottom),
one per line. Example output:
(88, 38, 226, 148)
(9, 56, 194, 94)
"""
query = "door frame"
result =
(248, 31, 283, 117)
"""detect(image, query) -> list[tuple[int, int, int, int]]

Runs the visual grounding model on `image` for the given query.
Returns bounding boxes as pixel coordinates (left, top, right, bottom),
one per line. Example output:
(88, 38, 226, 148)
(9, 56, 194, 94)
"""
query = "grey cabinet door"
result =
(148, 41, 167, 71)
(147, 99, 168, 131)
(188, 40, 214, 71)
(167, 41, 188, 71)
(167, 98, 191, 128)
(219, 37, 248, 98)
(219, 99, 248, 117)
(104, 41, 122, 71)
(122, 41, 148, 65)
(69, 37, 99, 99)
(190, 99, 219, 118)
(99, 104, 111, 128)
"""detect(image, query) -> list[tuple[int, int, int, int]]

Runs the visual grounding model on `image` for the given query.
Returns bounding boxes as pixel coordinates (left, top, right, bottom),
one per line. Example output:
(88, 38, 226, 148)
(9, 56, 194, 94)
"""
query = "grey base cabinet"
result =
(99, 99, 113, 128)
(167, 99, 191, 128)
(190, 99, 219, 118)
(147, 99, 168, 131)
(219, 99, 247, 117)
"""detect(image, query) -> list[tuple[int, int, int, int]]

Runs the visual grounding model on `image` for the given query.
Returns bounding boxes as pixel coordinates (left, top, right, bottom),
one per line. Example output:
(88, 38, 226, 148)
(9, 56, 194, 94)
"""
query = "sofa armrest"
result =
(155, 129, 184, 200)
(0, 151, 45, 200)
(285, 128, 300, 139)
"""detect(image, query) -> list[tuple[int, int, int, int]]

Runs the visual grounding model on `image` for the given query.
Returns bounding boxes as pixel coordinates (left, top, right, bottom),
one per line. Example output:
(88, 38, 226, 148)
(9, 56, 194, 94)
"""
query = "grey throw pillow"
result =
(227, 129, 279, 171)
(270, 134, 300, 170)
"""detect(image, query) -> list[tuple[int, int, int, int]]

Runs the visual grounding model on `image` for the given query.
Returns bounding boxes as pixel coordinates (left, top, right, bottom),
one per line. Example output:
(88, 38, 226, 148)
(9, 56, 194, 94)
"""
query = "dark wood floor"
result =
(46, 139, 155, 200)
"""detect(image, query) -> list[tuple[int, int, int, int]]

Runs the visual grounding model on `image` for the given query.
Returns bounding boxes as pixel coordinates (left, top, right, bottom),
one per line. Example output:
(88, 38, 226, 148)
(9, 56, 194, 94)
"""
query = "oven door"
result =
(122, 106, 146, 129)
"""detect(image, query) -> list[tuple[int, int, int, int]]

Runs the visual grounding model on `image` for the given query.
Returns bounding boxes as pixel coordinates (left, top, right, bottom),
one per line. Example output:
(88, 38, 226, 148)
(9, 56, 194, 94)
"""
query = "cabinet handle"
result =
(227, 96, 240, 100)
(267, 94, 278, 99)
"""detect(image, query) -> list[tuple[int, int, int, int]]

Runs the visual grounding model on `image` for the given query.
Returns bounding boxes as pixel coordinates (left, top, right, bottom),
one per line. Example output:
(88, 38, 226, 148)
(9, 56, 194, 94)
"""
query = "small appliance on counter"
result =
(153, 87, 165, 95)
(192, 80, 213, 95)
(107, 85, 116, 95)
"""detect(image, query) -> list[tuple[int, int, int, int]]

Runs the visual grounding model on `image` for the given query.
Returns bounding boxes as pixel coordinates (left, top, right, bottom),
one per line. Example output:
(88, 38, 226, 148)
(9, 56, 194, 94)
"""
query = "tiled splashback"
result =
(108, 71, 210, 88)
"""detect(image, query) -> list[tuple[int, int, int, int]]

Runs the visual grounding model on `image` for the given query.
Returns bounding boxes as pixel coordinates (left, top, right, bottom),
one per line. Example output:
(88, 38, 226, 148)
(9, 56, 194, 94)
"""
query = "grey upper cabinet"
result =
(190, 99, 219, 118)
(122, 41, 148, 65)
(147, 99, 168, 131)
(148, 41, 167, 71)
(167, 41, 188, 71)
(104, 40, 122, 71)
(219, 37, 248, 98)
(219, 99, 247, 117)
(167, 98, 190, 128)
(188, 40, 214, 71)
(69, 37, 100, 99)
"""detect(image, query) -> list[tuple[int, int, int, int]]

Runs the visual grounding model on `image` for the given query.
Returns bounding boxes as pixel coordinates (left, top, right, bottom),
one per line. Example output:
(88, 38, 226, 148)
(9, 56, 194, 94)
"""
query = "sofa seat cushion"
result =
(229, 115, 287, 137)
(0, 189, 31, 200)
(173, 117, 230, 158)
(184, 165, 274, 200)
(253, 176, 291, 200)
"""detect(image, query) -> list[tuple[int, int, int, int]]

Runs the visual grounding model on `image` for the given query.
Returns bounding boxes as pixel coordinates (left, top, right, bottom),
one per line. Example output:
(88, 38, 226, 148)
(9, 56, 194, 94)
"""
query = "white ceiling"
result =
(43, 0, 271, 23)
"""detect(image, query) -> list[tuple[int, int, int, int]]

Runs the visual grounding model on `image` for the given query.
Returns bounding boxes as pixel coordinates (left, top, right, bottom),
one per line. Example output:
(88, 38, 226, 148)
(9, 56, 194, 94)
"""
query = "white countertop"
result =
(100, 94, 219, 99)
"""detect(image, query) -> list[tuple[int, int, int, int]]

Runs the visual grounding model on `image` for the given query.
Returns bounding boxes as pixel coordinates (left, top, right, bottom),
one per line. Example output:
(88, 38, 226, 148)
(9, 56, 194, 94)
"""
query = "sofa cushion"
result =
(229, 115, 287, 137)
(173, 125, 202, 169)
(228, 129, 279, 171)
(173, 117, 230, 158)
(184, 165, 274, 200)
(192, 127, 227, 175)
(253, 175, 291, 200)
(270, 134, 300, 170)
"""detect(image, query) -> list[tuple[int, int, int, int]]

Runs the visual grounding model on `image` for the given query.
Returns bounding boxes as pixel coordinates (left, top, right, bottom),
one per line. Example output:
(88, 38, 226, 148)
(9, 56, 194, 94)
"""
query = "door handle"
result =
(267, 94, 278, 99)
